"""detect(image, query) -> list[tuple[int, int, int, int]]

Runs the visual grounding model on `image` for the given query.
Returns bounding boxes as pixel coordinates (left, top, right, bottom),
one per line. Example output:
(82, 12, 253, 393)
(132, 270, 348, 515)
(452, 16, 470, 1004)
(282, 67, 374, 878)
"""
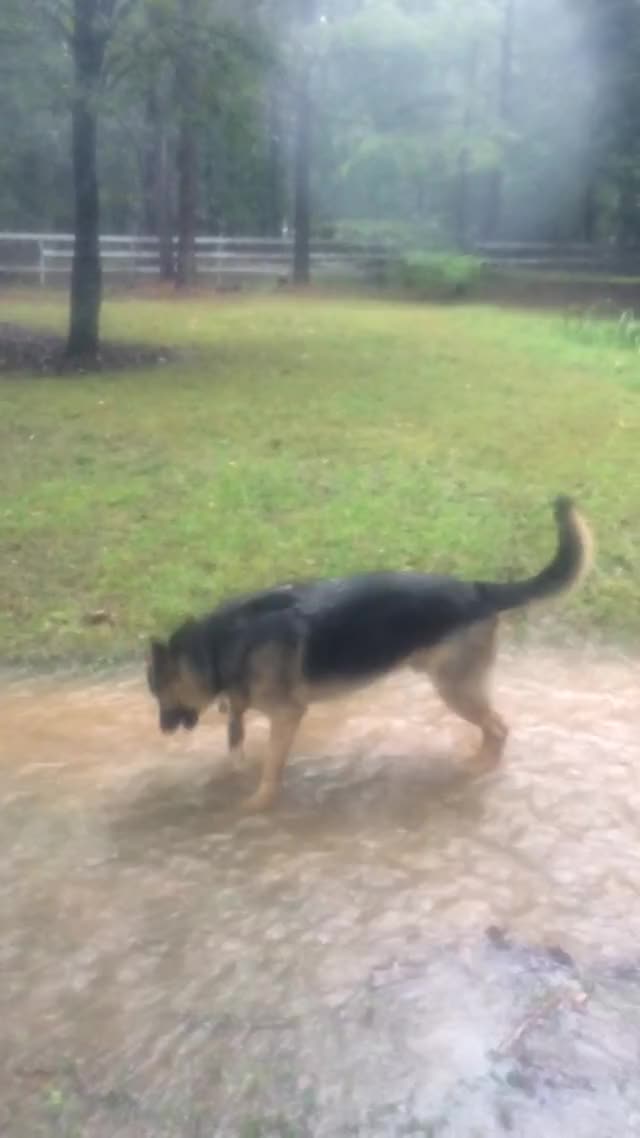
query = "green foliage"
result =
(2, 0, 640, 287)
(388, 251, 487, 298)
(332, 218, 445, 249)
(3, 0, 640, 248)
(0, 0, 71, 229)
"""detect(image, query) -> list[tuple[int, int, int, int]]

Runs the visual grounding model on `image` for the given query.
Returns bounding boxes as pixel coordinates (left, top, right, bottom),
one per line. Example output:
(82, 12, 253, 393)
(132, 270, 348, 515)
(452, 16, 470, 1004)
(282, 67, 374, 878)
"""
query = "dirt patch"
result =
(1, 645, 639, 1135)
(0, 322, 183, 376)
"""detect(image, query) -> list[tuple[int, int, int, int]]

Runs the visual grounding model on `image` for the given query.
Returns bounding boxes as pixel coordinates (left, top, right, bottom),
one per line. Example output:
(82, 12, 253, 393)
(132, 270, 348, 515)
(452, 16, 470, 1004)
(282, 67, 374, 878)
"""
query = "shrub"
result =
(388, 251, 487, 299)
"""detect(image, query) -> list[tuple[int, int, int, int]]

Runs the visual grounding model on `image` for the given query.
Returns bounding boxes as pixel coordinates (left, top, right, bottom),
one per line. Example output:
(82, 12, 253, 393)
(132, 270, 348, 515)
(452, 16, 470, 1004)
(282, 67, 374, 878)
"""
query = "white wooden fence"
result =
(1, 233, 638, 285)
(0, 233, 387, 286)
(473, 240, 640, 274)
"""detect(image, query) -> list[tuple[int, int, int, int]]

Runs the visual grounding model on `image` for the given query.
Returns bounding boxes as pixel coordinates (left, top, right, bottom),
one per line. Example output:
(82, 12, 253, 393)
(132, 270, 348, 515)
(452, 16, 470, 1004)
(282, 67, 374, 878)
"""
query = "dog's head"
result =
(146, 635, 212, 734)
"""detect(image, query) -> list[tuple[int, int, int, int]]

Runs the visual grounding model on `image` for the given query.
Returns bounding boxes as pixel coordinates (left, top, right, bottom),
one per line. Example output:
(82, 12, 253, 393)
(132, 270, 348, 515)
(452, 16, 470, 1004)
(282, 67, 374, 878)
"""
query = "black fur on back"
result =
(299, 573, 487, 683)
(168, 573, 491, 694)
(163, 496, 591, 696)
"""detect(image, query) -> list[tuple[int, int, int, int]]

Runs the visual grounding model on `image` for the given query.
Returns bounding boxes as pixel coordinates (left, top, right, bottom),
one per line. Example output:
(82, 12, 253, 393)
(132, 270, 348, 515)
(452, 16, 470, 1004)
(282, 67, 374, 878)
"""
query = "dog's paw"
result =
(465, 745, 504, 774)
(240, 787, 277, 814)
(229, 746, 247, 773)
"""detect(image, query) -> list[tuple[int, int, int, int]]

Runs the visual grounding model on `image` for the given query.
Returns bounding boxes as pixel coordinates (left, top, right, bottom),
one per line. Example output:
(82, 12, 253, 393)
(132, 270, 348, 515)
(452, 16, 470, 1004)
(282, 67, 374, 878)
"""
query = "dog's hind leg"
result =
(242, 706, 304, 813)
(428, 619, 508, 769)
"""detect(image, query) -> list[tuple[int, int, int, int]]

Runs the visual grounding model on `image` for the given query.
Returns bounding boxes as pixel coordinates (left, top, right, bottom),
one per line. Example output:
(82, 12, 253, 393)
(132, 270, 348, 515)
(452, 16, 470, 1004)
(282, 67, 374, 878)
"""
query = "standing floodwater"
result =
(1, 645, 639, 1137)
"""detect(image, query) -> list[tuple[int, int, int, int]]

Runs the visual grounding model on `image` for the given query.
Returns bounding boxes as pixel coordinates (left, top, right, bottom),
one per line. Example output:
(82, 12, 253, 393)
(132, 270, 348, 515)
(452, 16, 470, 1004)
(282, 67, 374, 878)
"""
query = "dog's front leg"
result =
(242, 707, 303, 813)
(226, 697, 247, 772)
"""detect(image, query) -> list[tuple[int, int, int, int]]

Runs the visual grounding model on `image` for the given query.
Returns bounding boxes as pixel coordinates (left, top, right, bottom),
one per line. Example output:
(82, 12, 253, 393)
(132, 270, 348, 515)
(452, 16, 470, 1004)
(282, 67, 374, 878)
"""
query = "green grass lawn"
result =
(1, 291, 638, 665)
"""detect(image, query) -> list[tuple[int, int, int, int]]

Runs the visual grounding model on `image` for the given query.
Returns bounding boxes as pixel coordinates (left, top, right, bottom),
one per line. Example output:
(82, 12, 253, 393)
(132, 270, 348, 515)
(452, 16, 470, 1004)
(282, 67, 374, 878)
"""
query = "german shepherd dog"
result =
(147, 496, 592, 812)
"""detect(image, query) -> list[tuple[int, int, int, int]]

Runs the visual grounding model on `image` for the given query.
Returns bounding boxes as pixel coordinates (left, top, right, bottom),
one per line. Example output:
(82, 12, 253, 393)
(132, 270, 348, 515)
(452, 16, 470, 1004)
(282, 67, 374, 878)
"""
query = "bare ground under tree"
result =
(0, 322, 186, 376)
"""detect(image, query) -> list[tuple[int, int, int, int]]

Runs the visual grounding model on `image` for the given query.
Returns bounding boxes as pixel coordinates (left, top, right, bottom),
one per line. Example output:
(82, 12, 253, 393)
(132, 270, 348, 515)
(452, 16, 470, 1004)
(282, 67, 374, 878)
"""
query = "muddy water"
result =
(1, 647, 639, 1137)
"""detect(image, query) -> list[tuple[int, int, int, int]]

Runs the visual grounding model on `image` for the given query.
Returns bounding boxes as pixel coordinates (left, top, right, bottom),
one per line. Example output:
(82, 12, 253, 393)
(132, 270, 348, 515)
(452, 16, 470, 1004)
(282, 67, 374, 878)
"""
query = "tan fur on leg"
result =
(425, 618, 509, 768)
(242, 708, 304, 812)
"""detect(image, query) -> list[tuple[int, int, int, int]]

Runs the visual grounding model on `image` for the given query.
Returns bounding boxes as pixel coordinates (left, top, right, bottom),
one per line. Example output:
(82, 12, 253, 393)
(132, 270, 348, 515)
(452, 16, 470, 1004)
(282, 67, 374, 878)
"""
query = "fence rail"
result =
(1, 233, 639, 285)
(473, 241, 640, 274)
(0, 233, 389, 286)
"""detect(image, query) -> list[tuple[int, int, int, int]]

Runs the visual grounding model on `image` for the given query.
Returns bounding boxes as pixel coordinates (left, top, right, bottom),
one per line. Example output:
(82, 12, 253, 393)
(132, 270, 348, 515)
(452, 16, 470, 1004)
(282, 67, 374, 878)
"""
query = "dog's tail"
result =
(478, 496, 594, 613)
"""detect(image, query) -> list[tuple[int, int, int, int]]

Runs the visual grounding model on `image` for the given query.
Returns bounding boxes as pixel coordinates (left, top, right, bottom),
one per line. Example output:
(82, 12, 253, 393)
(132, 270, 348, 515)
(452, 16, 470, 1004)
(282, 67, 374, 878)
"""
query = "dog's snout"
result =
(159, 706, 199, 733)
(160, 708, 183, 734)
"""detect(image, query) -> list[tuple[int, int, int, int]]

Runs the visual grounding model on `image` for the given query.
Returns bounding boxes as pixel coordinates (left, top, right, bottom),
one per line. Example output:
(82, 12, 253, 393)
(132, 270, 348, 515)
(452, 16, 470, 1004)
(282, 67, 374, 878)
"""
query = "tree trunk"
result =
(484, 0, 515, 240)
(617, 171, 637, 250)
(66, 0, 105, 360)
(175, 0, 198, 289)
(143, 86, 175, 280)
(293, 0, 315, 285)
(263, 85, 284, 237)
(454, 157, 470, 250)
(176, 123, 197, 285)
(453, 40, 478, 249)
(292, 74, 311, 283)
(157, 134, 175, 279)
(582, 178, 598, 243)
(142, 93, 157, 236)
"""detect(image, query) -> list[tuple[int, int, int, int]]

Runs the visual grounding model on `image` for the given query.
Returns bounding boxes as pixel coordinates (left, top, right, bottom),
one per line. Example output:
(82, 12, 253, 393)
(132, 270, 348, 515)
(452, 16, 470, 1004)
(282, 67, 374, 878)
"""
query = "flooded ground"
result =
(1, 644, 639, 1137)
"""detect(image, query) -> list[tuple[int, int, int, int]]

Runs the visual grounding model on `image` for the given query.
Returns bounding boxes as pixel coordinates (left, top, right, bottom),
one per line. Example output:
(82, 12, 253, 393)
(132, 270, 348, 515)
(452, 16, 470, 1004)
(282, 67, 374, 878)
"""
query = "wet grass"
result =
(0, 290, 638, 664)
